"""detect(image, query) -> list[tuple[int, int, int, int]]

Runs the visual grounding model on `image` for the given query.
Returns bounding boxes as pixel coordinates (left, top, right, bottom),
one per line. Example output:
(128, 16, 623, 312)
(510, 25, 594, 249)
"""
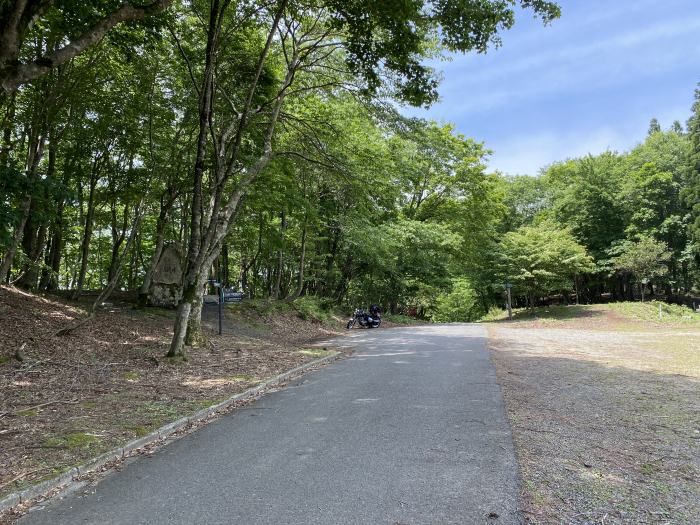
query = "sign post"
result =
(208, 279, 222, 335)
(218, 284, 224, 335)
(505, 282, 513, 320)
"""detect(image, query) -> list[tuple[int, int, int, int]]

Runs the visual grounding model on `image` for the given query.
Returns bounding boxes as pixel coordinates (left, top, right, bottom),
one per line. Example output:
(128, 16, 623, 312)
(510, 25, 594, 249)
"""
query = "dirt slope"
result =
(0, 286, 343, 500)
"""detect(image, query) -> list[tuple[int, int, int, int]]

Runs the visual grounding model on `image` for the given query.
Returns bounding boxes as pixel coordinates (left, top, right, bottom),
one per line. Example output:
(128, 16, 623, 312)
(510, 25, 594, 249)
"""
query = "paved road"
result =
(21, 324, 520, 524)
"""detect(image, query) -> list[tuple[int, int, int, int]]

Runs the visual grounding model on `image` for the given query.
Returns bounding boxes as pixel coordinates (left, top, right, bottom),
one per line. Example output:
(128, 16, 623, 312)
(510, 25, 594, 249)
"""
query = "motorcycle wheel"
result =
(346, 320, 354, 330)
(375, 319, 381, 328)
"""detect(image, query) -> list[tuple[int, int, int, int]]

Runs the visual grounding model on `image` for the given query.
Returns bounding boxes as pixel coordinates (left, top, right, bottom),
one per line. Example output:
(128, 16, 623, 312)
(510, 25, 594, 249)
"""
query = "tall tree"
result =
(648, 117, 661, 135)
(612, 236, 672, 301)
(495, 221, 594, 308)
(685, 85, 700, 252)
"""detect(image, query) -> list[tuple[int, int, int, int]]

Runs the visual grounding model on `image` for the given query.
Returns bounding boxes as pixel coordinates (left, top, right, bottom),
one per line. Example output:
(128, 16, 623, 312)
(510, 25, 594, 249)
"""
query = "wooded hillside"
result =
(1, 0, 699, 357)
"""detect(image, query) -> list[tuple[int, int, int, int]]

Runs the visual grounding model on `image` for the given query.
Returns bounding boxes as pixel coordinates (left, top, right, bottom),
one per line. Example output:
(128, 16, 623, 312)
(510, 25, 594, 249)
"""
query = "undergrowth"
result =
(479, 301, 700, 324)
(382, 313, 422, 325)
(607, 301, 700, 324)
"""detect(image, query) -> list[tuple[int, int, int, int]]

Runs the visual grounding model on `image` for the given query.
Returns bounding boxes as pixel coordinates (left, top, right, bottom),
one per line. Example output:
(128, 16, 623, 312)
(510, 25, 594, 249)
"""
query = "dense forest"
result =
(1, 1, 699, 357)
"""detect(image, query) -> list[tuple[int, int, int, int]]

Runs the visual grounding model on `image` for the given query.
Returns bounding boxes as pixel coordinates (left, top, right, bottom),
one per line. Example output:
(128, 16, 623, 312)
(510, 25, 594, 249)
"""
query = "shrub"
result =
(430, 279, 481, 322)
(292, 296, 333, 322)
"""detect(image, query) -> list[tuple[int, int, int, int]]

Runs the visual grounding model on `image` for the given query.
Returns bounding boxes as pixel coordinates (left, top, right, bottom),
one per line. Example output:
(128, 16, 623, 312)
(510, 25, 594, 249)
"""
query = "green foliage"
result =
(608, 301, 700, 324)
(648, 117, 662, 135)
(324, 0, 560, 105)
(495, 221, 594, 303)
(430, 278, 480, 322)
(685, 84, 700, 249)
(545, 153, 626, 258)
(292, 297, 335, 323)
(497, 174, 551, 231)
(479, 306, 509, 322)
(3, 0, 699, 340)
(611, 236, 672, 286)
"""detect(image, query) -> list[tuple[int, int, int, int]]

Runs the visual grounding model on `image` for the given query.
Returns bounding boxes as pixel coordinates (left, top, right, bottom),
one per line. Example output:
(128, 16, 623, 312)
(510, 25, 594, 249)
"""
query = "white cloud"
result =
(425, 10, 700, 117)
(444, 16, 700, 88)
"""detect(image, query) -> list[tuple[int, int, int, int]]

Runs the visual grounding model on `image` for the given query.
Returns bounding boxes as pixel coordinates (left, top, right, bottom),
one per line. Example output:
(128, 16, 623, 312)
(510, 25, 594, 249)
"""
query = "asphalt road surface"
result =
(20, 324, 520, 524)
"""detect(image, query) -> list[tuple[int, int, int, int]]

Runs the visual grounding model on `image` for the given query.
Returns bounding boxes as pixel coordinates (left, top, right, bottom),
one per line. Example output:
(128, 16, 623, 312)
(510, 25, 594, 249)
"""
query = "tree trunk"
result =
(167, 0, 290, 357)
(0, 119, 46, 281)
(221, 243, 229, 287)
(287, 213, 307, 301)
(107, 202, 128, 285)
(167, 0, 221, 358)
(274, 210, 286, 299)
(72, 164, 99, 298)
(1, 0, 174, 93)
(0, 91, 15, 167)
(17, 214, 47, 289)
(41, 194, 65, 290)
(138, 190, 176, 305)
(184, 274, 207, 347)
(56, 199, 144, 336)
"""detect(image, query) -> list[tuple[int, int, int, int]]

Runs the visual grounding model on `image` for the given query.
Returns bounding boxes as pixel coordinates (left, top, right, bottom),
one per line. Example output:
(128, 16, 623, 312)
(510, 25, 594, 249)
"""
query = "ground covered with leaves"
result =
(487, 304, 700, 524)
(0, 286, 346, 501)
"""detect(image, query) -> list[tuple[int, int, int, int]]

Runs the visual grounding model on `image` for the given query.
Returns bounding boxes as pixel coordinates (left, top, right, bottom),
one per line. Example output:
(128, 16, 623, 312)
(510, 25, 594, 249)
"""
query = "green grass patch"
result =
(480, 304, 593, 323)
(163, 355, 188, 365)
(43, 432, 99, 450)
(641, 462, 661, 475)
(480, 301, 700, 325)
(65, 432, 98, 448)
(297, 347, 333, 357)
(292, 297, 335, 322)
(136, 401, 184, 426)
(226, 297, 343, 326)
(196, 397, 228, 409)
(121, 371, 141, 381)
(228, 374, 257, 382)
(17, 408, 38, 417)
(608, 301, 700, 324)
(228, 299, 291, 316)
(0, 355, 11, 364)
(80, 401, 97, 409)
(479, 307, 509, 322)
(124, 425, 150, 437)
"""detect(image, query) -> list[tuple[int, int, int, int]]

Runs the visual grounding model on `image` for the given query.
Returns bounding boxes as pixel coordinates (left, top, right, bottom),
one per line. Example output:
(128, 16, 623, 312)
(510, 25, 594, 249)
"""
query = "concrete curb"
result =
(0, 351, 341, 514)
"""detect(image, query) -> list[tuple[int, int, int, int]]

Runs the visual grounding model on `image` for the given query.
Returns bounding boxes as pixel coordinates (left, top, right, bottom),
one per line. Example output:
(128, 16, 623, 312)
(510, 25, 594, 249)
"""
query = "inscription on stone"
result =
(149, 244, 183, 307)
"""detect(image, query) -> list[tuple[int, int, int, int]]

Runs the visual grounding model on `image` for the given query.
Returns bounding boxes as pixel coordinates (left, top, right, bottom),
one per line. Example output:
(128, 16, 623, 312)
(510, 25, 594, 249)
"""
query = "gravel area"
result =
(489, 321, 700, 524)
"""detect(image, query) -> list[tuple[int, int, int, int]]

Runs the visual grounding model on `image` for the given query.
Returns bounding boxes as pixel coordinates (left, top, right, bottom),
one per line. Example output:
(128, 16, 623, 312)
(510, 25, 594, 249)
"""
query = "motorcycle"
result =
(346, 307, 381, 329)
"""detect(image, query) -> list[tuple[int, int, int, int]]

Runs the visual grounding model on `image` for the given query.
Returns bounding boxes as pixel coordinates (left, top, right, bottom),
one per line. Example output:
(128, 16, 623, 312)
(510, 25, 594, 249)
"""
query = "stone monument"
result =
(149, 244, 183, 307)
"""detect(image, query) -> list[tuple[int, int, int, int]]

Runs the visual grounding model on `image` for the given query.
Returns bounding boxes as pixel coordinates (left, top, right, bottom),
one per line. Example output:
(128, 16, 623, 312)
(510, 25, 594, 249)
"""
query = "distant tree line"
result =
(497, 102, 700, 310)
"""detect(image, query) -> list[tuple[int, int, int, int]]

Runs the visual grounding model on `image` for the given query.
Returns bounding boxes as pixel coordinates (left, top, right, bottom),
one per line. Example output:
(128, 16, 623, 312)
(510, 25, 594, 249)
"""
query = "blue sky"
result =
(402, 0, 700, 175)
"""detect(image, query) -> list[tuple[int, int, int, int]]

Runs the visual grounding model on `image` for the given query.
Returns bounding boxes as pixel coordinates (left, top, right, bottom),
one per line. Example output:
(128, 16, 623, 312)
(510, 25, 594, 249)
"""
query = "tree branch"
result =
(1, 0, 174, 92)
